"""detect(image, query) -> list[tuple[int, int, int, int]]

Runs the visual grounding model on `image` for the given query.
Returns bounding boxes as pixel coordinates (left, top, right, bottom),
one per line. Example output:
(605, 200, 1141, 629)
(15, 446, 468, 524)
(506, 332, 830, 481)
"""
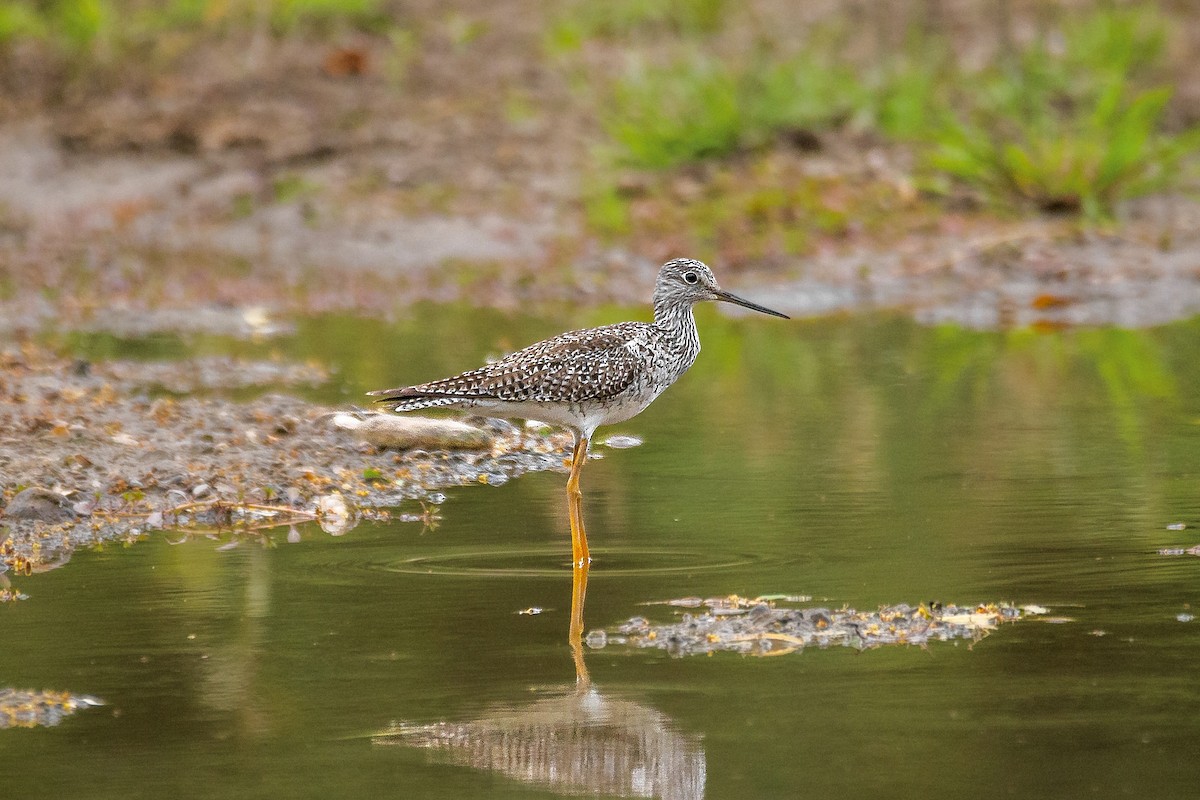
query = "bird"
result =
(368, 258, 789, 569)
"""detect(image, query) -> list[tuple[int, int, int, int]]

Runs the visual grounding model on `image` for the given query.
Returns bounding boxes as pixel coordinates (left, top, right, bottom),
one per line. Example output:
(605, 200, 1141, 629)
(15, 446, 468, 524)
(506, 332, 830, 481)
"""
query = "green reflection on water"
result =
(9, 309, 1200, 799)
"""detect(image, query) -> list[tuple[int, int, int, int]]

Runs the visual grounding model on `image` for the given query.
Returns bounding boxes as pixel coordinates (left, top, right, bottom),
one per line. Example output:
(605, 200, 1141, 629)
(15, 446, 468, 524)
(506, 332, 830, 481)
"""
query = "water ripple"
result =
(371, 546, 775, 578)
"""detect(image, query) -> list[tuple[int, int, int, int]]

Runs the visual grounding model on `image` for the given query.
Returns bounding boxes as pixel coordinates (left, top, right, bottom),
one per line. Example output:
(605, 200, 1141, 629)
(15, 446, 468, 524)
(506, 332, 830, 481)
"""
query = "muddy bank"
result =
(0, 342, 574, 586)
(3, 139, 1198, 335)
(764, 215, 1200, 330)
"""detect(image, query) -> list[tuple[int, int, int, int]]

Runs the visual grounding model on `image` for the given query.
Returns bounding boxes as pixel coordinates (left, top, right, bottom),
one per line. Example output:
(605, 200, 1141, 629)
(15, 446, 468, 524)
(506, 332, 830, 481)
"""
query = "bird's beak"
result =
(714, 289, 790, 319)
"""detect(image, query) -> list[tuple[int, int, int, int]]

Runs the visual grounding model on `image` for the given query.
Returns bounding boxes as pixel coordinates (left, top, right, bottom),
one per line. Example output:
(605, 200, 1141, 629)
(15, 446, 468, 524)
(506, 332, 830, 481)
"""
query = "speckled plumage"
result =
(371, 258, 788, 568)
(369, 258, 788, 443)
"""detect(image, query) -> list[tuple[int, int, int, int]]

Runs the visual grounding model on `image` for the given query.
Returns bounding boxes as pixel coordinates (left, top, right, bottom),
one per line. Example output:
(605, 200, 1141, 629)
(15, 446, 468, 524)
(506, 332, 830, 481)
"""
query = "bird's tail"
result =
(367, 386, 464, 413)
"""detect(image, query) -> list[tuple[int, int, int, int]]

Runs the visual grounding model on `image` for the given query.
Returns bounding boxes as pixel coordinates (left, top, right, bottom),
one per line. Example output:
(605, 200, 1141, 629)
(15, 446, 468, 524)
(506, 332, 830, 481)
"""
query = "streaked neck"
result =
(652, 296, 696, 334)
(652, 297, 701, 369)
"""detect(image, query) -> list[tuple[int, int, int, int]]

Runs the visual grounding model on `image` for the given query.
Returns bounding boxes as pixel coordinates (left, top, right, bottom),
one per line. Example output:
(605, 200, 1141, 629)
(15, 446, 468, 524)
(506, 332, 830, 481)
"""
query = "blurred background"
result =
(1, 0, 1198, 325)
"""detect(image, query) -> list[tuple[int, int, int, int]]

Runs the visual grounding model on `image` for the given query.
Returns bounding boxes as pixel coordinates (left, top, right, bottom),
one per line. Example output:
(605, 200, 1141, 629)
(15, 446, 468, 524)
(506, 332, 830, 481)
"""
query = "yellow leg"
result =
(569, 560, 591, 688)
(566, 434, 591, 568)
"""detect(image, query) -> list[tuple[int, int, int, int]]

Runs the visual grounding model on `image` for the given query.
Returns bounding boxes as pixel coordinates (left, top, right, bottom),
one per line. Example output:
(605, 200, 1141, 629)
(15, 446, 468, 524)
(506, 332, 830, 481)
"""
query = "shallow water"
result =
(8, 308, 1200, 798)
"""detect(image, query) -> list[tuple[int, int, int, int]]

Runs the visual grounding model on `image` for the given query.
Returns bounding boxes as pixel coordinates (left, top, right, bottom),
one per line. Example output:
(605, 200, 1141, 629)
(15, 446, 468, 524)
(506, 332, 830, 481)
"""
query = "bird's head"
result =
(653, 258, 789, 319)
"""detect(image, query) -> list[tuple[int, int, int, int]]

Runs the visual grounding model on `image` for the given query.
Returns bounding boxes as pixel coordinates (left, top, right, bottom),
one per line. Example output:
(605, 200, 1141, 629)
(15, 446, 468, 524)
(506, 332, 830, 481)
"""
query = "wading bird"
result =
(369, 258, 789, 573)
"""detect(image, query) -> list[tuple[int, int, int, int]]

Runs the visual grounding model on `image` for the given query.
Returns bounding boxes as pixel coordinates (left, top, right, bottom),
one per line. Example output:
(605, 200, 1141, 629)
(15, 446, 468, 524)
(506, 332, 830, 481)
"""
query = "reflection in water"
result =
(199, 545, 274, 737)
(376, 563, 706, 799)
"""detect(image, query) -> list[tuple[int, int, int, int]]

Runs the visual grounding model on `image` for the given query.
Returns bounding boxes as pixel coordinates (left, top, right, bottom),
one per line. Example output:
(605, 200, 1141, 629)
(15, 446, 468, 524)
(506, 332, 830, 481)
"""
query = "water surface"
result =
(8, 309, 1200, 799)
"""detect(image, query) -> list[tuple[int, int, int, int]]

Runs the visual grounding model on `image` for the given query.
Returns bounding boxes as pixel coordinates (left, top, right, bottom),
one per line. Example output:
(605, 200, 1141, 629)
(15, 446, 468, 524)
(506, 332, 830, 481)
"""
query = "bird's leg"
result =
(569, 559, 591, 688)
(566, 432, 592, 687)
(566, 433, 590, 568)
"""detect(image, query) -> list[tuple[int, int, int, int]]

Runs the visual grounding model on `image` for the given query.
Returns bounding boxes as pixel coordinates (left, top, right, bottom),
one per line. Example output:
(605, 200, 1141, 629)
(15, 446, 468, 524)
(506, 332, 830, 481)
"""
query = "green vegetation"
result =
(593, 6, 1200, 219)
(547, 0, 726, 53)
(268, 0, 388, 33)
(0, 0, 392, 52)
(928, 9, 1200, 215)
(603, 55, 742, 169)
(601, 48, 871, 169)
(744, 50, 869, 140)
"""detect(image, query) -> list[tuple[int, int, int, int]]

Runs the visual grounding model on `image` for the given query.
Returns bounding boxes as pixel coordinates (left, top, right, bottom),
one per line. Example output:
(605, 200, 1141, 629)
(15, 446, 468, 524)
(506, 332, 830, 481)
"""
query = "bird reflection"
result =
(374, 563, 706, 799)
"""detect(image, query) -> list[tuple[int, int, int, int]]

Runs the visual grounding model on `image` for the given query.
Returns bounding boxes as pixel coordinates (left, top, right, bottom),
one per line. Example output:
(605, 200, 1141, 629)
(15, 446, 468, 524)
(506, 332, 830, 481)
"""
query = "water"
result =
(7, 309, 1200, 798)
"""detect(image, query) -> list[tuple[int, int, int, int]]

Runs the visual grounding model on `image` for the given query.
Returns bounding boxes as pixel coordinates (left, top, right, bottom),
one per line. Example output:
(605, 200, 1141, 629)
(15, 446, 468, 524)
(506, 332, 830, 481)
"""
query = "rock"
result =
(3, 488, 76, 524)
(332, 411, 492, 451)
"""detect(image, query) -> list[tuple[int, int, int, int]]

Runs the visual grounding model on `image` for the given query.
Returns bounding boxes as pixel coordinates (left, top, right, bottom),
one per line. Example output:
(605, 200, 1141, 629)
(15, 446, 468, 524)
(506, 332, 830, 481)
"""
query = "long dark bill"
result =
(715, 289, 790, 319)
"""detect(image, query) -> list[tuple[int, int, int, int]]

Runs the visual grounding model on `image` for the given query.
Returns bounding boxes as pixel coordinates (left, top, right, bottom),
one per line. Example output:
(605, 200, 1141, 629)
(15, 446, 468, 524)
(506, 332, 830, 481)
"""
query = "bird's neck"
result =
(652, 298, 701, 365)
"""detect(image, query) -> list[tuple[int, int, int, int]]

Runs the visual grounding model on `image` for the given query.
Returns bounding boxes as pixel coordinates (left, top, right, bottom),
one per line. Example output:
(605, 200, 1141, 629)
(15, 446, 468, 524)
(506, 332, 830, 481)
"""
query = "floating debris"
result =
(595, 595, 1031, 657)
(0, 688, 104, 729)
(1157, 545, 1200, 556)
(316, 492, 355, 536)
(0, 588, 30, 602)
(584, 629, 607, 649)
(600, 434, 644, 449)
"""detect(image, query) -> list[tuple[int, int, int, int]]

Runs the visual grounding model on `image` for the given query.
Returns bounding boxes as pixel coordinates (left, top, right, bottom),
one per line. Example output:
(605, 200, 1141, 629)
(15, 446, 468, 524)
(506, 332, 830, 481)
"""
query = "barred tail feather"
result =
(387, 396, 465, 413)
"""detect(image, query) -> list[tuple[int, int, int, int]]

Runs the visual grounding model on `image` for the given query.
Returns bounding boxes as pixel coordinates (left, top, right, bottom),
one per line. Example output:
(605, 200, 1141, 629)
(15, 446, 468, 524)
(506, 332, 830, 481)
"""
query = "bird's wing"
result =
(369, 323, 646, 405)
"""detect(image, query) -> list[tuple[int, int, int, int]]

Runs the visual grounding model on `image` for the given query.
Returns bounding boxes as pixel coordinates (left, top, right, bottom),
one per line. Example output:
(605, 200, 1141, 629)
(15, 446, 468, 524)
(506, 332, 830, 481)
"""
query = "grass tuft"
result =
(595, 7, 1200, 219)
(928, 9, 1200, 215)
(603, 54, 743, 169)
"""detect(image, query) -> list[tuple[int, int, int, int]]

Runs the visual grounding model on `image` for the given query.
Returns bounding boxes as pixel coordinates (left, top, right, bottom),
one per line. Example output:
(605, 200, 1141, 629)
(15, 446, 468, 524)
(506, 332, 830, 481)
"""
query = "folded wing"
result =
(369, 323, 647, 410)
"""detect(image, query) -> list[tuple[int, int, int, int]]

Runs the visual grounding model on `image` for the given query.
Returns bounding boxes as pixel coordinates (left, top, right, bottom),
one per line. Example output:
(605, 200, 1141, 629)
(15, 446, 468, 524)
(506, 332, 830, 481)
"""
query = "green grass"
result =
(0, 0, 109, 49)
(926, 8, 1200, 215)
(0, 0, 393, 51)
(547, 0, 726, 54)
(0, 3, 46, 41)
(269, 0, 389, 33)
(603, 54, 743, 169)
(930, 77, 1198, 215)
(600, 47, 873, 169)
(595, 7, 1200, 219)
(743, 50, 869, 140)
(601, 37, 941, 171)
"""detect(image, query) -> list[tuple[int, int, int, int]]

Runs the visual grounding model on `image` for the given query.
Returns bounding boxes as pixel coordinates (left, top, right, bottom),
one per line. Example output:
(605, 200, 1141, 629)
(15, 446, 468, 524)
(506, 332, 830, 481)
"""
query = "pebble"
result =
(2, 488, 75, 524)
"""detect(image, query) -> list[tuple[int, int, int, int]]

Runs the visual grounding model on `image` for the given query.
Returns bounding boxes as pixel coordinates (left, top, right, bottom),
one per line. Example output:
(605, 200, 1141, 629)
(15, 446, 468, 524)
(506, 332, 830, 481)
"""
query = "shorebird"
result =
(369, 258, 789, 570)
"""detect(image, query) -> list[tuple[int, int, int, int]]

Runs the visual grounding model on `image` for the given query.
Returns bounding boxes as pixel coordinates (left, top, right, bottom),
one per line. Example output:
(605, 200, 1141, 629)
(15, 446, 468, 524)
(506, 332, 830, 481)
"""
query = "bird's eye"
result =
(683, 271, 699, 285)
